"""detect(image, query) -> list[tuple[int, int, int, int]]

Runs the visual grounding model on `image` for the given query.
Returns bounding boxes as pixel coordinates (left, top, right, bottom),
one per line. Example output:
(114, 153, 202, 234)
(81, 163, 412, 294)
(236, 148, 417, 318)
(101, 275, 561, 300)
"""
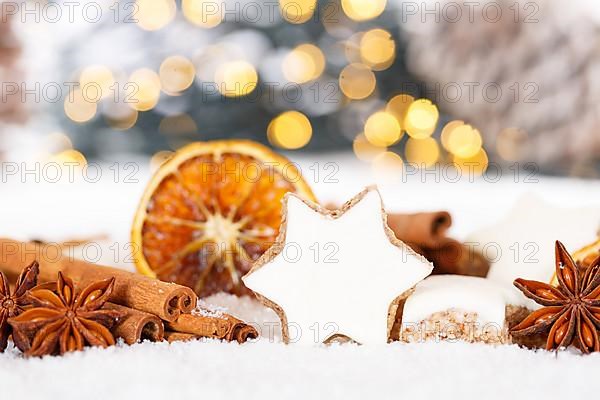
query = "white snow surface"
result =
(1, 323, 599, 399)
(1, 155, 600, 399)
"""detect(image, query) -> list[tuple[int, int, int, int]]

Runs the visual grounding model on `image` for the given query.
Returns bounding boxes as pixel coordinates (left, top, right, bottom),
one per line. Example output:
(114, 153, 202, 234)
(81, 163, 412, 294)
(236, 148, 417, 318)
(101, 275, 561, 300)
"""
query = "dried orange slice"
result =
(550, 238, 600, 286)
(132, 140, 316, 297)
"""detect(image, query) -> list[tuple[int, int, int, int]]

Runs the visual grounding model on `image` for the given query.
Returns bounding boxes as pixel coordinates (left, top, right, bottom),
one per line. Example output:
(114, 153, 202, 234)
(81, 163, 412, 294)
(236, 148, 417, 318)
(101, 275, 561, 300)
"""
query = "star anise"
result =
(511, 241, 600, 353)
(8, 272, 124, 357)
(0, 261, 39, 352)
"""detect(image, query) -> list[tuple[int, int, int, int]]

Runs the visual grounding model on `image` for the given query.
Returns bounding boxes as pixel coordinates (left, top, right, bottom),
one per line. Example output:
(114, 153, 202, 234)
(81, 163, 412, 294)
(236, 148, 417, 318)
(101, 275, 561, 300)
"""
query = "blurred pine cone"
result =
(0, 11, 25, 124)
(401, 0, 600, 174)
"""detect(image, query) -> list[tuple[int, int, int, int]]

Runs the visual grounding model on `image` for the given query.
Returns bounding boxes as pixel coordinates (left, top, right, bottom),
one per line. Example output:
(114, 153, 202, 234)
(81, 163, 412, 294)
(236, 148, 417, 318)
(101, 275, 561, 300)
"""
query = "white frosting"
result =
(402, 275, 529, 327)
(243, 188, 433, 345)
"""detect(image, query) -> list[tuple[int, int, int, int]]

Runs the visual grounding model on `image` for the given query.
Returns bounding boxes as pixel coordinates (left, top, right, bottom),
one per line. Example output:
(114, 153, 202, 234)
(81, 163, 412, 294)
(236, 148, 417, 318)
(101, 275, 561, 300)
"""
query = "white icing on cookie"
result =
(243, 187, 433, 345)
(402, 275, 529, 328)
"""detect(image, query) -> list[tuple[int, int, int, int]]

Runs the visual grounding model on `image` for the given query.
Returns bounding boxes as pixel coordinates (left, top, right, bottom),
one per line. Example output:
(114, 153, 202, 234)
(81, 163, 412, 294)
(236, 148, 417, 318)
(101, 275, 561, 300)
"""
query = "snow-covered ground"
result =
(2, 331, 598, 399)
(1, 154, 600, 399)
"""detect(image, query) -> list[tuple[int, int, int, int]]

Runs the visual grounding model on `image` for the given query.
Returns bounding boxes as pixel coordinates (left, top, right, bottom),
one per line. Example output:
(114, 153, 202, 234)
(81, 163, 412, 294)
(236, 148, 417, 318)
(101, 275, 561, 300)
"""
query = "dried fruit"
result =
(550, 238, 600, 285)
(132, 140, 316, 297)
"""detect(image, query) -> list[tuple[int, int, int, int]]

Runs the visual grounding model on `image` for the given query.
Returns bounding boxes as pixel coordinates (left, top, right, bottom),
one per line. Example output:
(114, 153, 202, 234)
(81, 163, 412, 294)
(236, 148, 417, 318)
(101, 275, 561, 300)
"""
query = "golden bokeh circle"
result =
(128, 68, 162, 111)
(339, 63, 376, 100)
(105, 108, 139, 131)
(214, 61, 258, 98)
(353, 133, 387, 161)
(405, 137, 440, 167)
(183, 0, 222, 28)
(159, 56, 196, 94)
(364, 111, 402, 147)
(441, 120, 465, 151)
(64, 88, 97, 123)
(279, 0, 317, 24)
(404, 99, 439, 139)
(446, 124, 483, 158)
(268, 111, 313, 150)
(341, 0, 387, 22)
(79, 65, 114, 100)
(282, 44, 326, 84)
(386, 94, 414, 123)
(135, 0, 176, 31)
(360, 29, 395, 70)
(48, 149, 88, 168)
(453, 148, 489, 176)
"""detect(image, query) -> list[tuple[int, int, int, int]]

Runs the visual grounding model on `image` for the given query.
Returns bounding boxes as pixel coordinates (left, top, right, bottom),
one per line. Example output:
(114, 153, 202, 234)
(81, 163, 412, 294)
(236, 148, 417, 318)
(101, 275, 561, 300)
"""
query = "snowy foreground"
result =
(2, 157, 600, 398)
(0, 308, 596, 399)
(0, 293, 598, 400)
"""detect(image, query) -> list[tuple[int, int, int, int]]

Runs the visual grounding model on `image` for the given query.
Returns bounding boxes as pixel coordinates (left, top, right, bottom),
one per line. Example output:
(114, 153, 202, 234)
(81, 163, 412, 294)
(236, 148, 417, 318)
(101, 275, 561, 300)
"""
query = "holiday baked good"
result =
(469, 194, 600, 287)
(391, 275, 530, 344)
(243, 186, 433, 345)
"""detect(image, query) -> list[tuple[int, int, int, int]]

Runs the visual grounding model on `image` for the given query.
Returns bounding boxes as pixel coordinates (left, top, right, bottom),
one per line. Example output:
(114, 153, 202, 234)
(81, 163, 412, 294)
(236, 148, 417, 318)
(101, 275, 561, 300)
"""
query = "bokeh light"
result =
(339, 63, 376, 100)
(279, 0, 317, 24)
(441, 120, 465, 151)
(353, 133, 386, 161)
(446, 123, 483, 158)
(79, 65, 114, 100)
(342, 0, 387, 22)
(386, 94, 414, 123)
(48, 149, 88, 168)
(453, 148, 489, 176)
(268, 111, 313, 149)
(360, 29, 395, 70)
(372, 151, 403, 178)
(150, 150, 175, 172)
(128, 68, 162, 111)
(496, 127, 528, 161)
(214, 61, 258, 97)
(183, 0, 222, 28)
(159, 56, 196, 94)
(135, 0, 176, 31)
(405, 137, 440, 167)
(64, 88, 97, 123)
(364, 111, 402, 147)
(282, 44, 325, 84)
(103, 98, 140, 130)
(105, 108, 138, 131)
(45, 132, 73, 153)
(404, 99, 439, 139)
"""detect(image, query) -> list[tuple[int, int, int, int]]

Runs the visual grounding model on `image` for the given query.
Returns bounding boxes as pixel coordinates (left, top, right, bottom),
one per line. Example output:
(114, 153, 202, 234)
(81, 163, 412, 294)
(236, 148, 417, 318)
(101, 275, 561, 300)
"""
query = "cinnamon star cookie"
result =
(242, 186, 433, 345)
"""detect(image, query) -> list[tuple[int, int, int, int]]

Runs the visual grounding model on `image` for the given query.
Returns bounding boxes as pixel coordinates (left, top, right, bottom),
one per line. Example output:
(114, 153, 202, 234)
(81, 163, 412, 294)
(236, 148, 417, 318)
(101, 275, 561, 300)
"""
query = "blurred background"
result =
(1, 0, 599, 176)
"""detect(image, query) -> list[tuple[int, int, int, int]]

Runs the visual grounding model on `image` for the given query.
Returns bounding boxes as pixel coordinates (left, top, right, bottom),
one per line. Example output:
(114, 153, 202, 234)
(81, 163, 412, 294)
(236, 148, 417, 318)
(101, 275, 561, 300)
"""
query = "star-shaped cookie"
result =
(242, 186, 433, 345)
(468, 193, 600, 286)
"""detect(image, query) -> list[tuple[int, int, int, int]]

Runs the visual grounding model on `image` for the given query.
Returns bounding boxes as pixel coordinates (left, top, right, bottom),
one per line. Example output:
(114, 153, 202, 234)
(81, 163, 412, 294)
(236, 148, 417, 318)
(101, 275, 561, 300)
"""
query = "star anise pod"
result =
(511, 241, 600, 353)
(0, 261, 39, 352)
(8, 272, 124, 357)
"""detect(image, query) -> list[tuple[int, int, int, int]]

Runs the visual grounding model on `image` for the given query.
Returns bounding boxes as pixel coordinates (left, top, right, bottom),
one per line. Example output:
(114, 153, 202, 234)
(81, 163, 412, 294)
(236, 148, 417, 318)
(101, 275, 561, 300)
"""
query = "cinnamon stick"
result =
(421, 239, 490, 277)
(165, 312, 258, 343)
(386, 211, 452, 248)
(164, 331, 199, 343)
(0, 238, 196, 322)
(104, 303, 165, 345)
(385, 213, 489, 277)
